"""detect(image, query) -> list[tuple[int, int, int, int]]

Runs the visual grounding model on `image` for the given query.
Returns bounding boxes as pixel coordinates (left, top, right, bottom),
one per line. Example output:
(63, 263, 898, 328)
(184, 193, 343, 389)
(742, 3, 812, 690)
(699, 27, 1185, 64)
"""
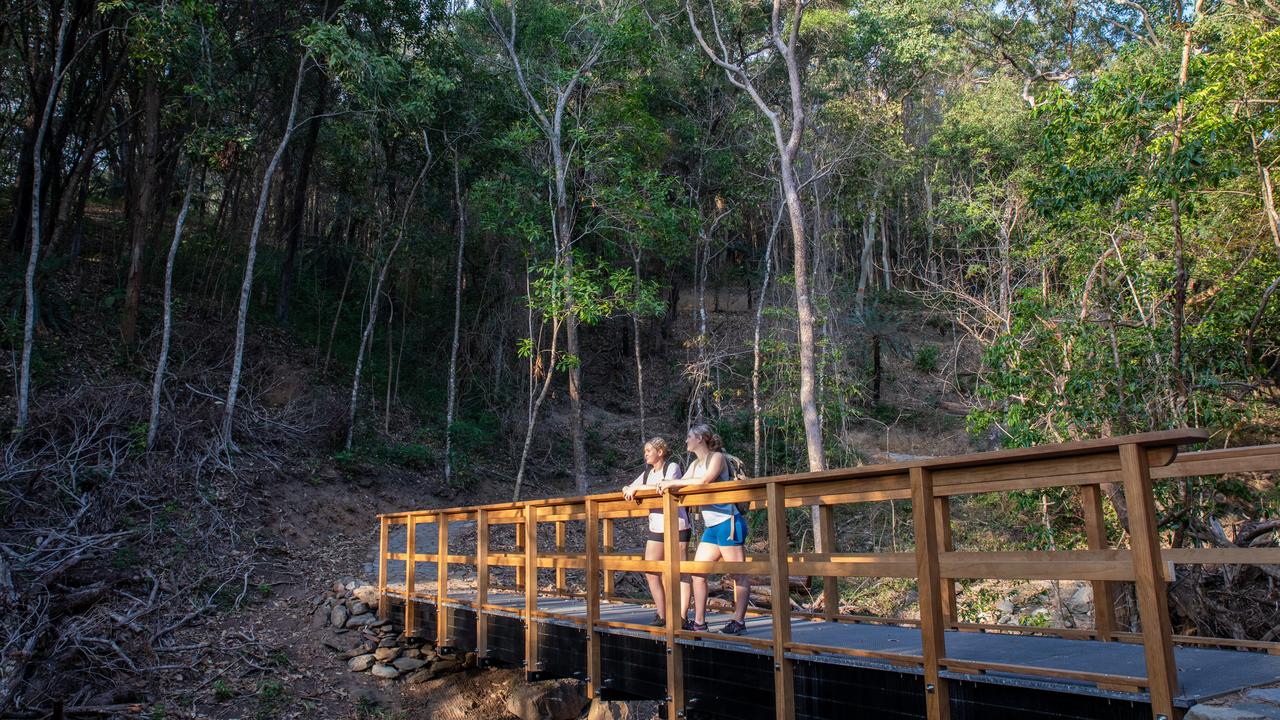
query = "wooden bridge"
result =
(375, 430, 1280, 720)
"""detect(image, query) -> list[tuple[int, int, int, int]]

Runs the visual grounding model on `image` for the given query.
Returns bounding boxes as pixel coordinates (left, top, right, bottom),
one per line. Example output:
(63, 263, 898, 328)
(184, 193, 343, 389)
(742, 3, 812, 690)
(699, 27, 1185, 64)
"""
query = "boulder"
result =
(351, 601, 370, 616)
(996, 599, 1015, 615)
(393, 657, 426, 672)
(330, 604, 350, 628)
(340, 643, 375, 660)
(374, 647, 400, 662)
(353, 585, 381, 607)
(405, 669, 433, 685)
(378, 637, 398, 649)
(429, 656, 463, 676)
(371, 663, 400, 679)
(1246, 689, 1280, 706)
(505, 678, 589, 720)
(1186, 705, 1280, 720)
(586, 700, 639, 720)
(347, 613, 378, 627)
(347, 654, 376, 672)
(310, 605, 330, 628)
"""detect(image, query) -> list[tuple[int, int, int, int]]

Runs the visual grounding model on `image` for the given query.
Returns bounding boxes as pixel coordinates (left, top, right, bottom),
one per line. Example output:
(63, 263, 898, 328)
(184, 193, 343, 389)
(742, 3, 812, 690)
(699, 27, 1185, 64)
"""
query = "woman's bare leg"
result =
(678, 541, 690, 623)
(692, 541, 722, 624)
(644, 540, 665, 617)
(720, 543, 750, 622)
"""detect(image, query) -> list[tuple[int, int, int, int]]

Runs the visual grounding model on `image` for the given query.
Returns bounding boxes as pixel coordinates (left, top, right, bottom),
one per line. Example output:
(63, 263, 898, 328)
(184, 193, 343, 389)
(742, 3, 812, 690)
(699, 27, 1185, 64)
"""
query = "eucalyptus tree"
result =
(475, 0, 643, 494)
(684, 0, 827, 473)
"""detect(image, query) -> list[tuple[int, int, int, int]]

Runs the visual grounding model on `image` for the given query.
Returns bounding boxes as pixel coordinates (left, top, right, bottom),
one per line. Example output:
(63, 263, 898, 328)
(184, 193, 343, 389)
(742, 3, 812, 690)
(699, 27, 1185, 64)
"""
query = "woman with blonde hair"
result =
(621, 437, 691, 626)
(656, 423, 749, 635)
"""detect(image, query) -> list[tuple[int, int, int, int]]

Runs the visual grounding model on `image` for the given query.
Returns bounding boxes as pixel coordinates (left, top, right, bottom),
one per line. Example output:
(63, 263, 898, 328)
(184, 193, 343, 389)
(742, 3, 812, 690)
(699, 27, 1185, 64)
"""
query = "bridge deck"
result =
(385, 587, 1280, 708)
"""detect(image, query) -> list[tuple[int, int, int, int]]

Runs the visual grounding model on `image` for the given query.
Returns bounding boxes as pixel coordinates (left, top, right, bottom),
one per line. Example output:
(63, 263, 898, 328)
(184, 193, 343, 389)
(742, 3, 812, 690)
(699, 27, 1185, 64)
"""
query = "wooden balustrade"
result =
(377, 430, 1280, 720)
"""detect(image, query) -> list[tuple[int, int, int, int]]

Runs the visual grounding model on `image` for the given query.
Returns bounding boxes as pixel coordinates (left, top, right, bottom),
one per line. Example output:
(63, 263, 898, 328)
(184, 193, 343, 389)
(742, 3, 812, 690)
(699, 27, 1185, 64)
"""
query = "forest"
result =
(1, 0, 1278, 716)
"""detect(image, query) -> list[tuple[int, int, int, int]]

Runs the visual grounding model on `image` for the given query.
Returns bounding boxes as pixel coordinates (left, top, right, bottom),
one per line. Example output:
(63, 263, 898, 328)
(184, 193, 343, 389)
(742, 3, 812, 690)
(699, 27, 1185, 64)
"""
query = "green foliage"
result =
(913, 345, 939, 373)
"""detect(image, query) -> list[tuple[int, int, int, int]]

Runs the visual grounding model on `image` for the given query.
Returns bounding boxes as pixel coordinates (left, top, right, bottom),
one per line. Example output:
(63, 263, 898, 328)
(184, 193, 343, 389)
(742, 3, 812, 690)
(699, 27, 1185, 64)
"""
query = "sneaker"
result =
(682, 619, 708, 632)
(648, 613, 666, 627)
(720, 619, 747, 635)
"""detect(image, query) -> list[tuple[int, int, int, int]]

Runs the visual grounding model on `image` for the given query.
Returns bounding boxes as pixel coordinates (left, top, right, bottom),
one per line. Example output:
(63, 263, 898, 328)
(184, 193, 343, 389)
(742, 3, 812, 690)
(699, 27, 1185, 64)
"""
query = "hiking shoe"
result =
(682, 619, 708, 632)
(648, 613, 666, 627)
(719, 619, 747, 635)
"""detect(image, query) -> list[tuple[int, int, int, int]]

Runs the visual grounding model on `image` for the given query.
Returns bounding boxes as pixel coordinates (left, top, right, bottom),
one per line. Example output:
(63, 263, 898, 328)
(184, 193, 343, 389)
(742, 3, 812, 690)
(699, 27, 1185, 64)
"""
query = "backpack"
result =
(721, 453, 751, 515)
(641, 457, 684, 486)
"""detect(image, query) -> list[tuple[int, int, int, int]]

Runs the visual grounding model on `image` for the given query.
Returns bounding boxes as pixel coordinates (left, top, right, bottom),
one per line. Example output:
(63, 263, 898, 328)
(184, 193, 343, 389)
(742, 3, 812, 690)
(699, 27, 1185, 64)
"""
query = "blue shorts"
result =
(700, 515, 748, 546)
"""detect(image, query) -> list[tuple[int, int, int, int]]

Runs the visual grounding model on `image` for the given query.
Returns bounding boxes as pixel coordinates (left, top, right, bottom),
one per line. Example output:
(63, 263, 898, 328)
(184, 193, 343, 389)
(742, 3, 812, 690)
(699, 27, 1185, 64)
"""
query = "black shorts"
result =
(647, 529, 691, 543)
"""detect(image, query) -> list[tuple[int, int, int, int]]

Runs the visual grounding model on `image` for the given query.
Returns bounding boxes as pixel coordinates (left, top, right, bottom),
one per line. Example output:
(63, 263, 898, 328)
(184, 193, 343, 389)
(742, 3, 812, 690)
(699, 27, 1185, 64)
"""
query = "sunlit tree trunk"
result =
(148, 171, 196, 450)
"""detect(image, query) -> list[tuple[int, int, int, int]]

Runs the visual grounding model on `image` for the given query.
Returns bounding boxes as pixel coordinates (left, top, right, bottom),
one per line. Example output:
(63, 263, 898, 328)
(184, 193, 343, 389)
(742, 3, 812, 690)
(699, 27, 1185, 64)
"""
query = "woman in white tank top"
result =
(622, 437, 691, 627)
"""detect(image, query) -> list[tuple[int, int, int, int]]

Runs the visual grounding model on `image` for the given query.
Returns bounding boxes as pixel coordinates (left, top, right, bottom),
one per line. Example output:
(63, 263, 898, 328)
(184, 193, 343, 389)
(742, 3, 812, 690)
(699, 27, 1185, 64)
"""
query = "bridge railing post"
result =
(911, 466, 951, 720)
(524, 505, 540, 678)
(438, 515, 450, 649)
(477, 509, 489, 661)
(555, 520, 567, 594)
(934, 497, 957, 627)
(405, 514, 418, 637)
(663, 490, 685, 720)
(585, 500, 602, 698)
(767, 482, 796, 720)
(1079, 483, 1117, 641)
(1120, 443, 1180, 719)
(817, 504, 837, 622)
(377, 516, 389, 621)
(602, 518, 616, 599)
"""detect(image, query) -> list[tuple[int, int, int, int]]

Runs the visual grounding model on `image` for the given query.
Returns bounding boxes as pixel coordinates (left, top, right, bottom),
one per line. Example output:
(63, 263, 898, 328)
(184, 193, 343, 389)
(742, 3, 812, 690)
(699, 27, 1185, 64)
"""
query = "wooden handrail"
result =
(377, 430, 1280, 720)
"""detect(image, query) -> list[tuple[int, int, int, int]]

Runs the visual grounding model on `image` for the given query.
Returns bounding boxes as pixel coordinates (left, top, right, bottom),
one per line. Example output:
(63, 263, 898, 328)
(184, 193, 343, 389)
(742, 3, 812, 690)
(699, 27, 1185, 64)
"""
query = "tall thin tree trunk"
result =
(856, 201, 878, 318)
(383, 295, 394, 434)
(513, 318, 562, 501)
(148, 171, 196, 450)
(222, 51, 310, 448)
(631, 248, 646, 443)
(1167, 0, 1203, 418)
(880, 205, 891, 290)
(345, 156, 433, 451)
(752, 196, 784, 476)
(445, 151, 466, 485)
(121, 76, 161, 346)
(16, 6, 71, 432)
(323, 220, 356, 372)
(276, 81, 327, 323)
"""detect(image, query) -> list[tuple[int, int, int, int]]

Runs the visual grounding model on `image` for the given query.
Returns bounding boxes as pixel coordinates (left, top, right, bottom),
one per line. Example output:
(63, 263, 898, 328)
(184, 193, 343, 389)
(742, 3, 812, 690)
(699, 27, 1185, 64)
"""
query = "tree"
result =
(685, 0, 826, 474)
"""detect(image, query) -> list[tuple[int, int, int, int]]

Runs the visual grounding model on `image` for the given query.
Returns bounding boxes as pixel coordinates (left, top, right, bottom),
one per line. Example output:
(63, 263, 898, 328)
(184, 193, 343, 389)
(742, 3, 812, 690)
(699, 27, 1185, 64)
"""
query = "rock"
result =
(330, 605, 350, 628)
(378, 637, 398, 649)
(504, 678, 589, 720)
(353, 585, 381, 606)
(347, 654, 376, 672)
(996, 599, 1015, 614)
(346, 613, 378, 627)
(393, 657, 426, 672)
(374, 647, 401, 662)
(333, 580, 346, 594)
(371, 663, 400, 679)
(351, 601, 370, 615)
(1070, 584, 1093, 606)
(1186, 705, 1280, 720)
(586, 700, 644, 720)
(340, 643, 375, 660)
(430, 656, 463, 675)
(345, 579, 359, 591)
(463, 651, 477, 669)
(406, 669, 433, 684)
(1246, 689, 1280, 706)
(310, 605, 330, 628)
(403, 648, 422, 659)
